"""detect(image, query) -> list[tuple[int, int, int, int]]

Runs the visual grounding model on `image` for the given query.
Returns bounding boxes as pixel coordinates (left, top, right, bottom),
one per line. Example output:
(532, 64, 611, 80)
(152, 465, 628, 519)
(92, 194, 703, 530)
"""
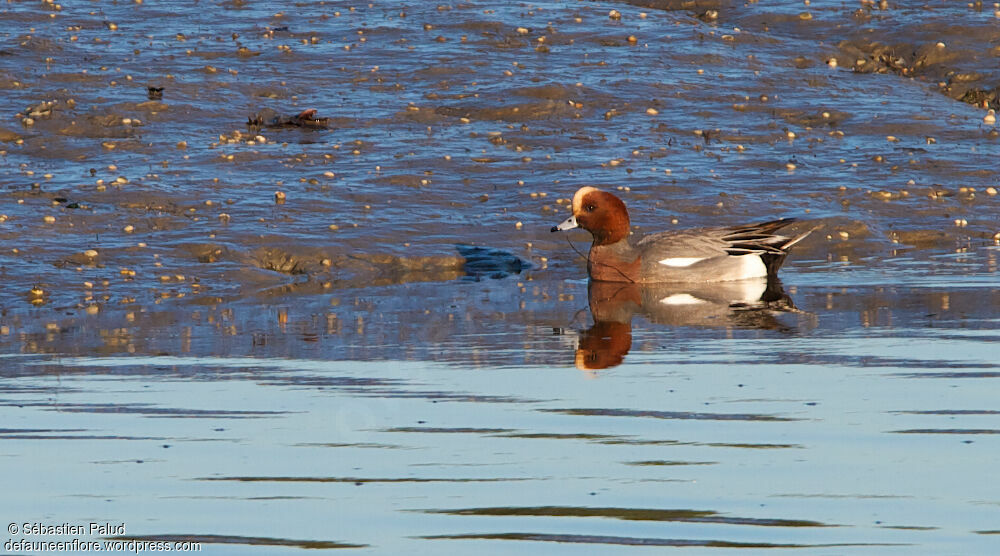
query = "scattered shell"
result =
(608, 9, 621, 20)
(83, 249, 98, 258)
(646, 108, 659, 115)
(985, 109, 997, 125)
(123, 224, 135, 233)
(43, 215, 56, 223)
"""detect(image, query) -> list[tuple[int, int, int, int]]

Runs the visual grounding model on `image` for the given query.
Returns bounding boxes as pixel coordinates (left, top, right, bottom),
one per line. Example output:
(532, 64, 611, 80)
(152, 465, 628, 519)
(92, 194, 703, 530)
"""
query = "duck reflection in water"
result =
(575, 278, 797, 370)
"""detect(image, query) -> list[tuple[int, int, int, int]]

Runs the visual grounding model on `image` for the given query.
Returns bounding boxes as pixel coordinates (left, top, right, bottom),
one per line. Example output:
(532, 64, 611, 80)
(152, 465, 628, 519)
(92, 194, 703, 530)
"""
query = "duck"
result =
(551, 186, 810, 283)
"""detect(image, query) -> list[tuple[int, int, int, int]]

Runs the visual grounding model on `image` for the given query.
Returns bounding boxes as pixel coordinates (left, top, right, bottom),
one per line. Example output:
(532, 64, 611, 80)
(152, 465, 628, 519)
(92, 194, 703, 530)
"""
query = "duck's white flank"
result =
(735, 255, 767, 280)
(659, 254, 767, 279)
(658, 257, 705, 267)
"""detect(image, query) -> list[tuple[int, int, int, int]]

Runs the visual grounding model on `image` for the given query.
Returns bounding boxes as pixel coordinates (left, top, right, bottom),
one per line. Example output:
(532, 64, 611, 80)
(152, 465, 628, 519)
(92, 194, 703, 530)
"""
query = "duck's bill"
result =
(551, 215, 578, 232)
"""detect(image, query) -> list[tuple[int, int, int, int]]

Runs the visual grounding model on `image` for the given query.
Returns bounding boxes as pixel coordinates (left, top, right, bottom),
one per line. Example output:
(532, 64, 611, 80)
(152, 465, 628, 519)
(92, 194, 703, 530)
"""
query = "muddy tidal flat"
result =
(2, 1, 1000, 554)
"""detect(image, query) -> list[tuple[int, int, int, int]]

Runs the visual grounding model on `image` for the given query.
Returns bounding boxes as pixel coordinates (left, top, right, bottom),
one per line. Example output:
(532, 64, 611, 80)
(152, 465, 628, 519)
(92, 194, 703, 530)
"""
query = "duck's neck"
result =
(591, 219, 630, 246)
(588, 240, 641, 283)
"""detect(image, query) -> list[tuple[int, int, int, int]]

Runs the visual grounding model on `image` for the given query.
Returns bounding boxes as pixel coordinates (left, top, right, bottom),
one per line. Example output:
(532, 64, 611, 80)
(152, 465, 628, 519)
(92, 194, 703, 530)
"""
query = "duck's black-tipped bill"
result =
(553, 215, 579, 232)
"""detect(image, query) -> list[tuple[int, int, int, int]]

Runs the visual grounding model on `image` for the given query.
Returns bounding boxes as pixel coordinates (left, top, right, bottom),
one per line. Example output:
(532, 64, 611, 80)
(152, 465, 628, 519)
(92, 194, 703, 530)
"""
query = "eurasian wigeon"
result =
(551, 186, 810, 283)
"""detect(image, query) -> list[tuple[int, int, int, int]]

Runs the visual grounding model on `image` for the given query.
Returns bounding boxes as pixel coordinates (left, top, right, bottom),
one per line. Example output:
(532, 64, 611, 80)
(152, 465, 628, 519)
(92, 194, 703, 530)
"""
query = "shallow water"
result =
(1, 0, 1000, 554)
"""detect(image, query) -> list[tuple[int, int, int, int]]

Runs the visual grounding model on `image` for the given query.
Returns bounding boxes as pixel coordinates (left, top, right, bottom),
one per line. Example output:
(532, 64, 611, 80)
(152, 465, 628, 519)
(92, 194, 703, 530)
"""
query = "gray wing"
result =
(634, 218, 802, 259)
(634, 228, 732, 260)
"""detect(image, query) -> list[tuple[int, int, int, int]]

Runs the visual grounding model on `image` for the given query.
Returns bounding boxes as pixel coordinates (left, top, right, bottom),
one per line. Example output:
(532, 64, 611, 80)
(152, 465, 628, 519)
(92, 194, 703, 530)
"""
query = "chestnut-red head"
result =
(551, 187, 630, 246)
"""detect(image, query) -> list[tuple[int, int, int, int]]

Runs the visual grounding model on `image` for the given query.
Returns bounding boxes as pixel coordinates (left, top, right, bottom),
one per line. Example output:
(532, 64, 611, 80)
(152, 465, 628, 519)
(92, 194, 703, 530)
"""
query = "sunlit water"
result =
(2, 0, 1000, 553)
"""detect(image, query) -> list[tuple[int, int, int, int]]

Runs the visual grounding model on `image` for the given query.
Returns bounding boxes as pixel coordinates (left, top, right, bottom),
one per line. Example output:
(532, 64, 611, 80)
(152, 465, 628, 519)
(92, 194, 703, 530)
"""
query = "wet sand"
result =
(1, 1, 1000, 553)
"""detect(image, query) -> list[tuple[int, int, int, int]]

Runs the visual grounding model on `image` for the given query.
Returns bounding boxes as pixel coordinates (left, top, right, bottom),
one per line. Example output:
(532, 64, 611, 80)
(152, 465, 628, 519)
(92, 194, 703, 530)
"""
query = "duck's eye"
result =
(585, 204, 597, 212)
